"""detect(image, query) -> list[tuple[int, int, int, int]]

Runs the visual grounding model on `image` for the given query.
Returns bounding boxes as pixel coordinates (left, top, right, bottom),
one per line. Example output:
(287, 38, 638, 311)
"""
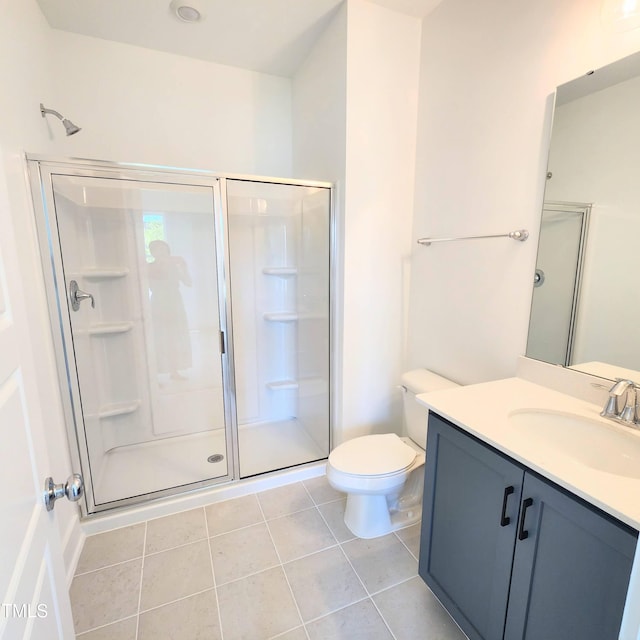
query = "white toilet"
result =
(327, 369, 459, 539)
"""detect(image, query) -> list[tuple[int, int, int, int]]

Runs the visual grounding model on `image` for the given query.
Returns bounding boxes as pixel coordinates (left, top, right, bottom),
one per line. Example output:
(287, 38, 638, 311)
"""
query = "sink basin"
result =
(508, 409, 640, 479)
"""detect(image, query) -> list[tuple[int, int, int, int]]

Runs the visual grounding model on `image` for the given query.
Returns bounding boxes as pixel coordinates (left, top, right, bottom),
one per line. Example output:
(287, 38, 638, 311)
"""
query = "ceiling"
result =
(35, 0, 443, 77)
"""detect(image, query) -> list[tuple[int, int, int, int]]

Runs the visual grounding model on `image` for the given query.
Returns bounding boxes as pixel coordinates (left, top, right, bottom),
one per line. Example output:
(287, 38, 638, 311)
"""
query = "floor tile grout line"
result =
(311, 487, 345, 549)
(144, 533, 215, 558)
(210, 536, 342, 588)
(393, 529, 420, 562)
(285, 584, 411, 635)
(137, 586, 217, 616)
(214, 561, 282, 588)
(73, 524, 237, 577)
(311, 484, 397, 635)
(208, 517, 269, 540)
(134, 521, 147, 640)
(267, 624, 308, 639)
(203, 505, 225, 640)
(73, 555, 144, 578)
(75, 614, 138, 637)
(261, 503, 319, 523)
(336, 540, 373, 597)
(206, 492, 268, 536)
(279, 540, 340, 566)
(369, 595, 399, 640)
(367, 573, 421, 598)
(302, 594, 371, 625)
(301, 477, 346, 508)
(332, 529, 410, 638)
(258, 491, 310, 640)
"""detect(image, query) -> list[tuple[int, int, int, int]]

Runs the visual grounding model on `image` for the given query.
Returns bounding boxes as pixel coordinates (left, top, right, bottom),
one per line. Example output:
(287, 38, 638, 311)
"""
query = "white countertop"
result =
(417, 376, 640, 531)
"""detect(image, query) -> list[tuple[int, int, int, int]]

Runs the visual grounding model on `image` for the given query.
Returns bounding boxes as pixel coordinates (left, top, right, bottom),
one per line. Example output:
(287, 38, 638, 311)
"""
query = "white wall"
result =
(49, 30, 293, 176)
(292, 4, 348, 443)
(340, 0, 421, 440)
(407, 0, 640, 385)
(293, 0, 422, 443)
(546, 75, 640, 370)
(292, 3, 347, 183)
(0, 0, 82, 578)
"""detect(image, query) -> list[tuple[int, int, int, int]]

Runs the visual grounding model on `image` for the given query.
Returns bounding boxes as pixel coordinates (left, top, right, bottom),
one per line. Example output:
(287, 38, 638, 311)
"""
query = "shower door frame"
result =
(26, 154, 335, 517)
(528, 200, 591, 367)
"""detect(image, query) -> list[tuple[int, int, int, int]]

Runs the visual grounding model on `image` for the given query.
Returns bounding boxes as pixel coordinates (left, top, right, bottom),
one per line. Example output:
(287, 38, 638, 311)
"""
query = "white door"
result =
(0, 161, 75, 639)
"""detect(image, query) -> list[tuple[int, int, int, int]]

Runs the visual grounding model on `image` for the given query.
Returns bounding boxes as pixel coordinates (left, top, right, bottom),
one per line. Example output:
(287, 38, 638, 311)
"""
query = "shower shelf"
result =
(87, 322, 134, 336)
(81, 268, 130, 280)
(266, 380, 299, 391)
(98, 401, 141, 419)
(263, 312, 327, 322)
(263, 312, 299, 322)
(262, 267, 298, 276)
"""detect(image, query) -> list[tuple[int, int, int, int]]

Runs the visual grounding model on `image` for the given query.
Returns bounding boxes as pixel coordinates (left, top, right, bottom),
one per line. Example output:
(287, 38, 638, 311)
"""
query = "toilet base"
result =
(344, 493, 422, 539)
(342, 465, 425, 539)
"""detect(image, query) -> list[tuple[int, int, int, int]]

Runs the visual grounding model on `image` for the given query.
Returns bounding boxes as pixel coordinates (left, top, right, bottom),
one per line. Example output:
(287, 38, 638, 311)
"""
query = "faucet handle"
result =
(600, 378, 635, 419)
(601, 395, 619, 419)
(619, 386, 637, 424)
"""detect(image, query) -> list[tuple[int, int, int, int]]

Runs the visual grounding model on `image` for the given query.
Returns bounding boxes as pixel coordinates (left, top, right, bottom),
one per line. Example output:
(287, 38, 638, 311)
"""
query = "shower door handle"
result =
(69, 280, 95, 311)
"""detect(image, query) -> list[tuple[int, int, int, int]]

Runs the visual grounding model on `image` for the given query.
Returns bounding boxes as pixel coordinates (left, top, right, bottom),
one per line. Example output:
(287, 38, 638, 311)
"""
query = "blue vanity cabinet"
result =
(418, 412, 525, 640)
(419, 412, 637, 640)
(503, 472, 636, 640)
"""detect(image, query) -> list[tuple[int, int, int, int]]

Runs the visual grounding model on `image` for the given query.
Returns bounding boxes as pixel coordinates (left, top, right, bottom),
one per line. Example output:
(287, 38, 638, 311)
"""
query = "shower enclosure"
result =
(28, 157, 333, 515)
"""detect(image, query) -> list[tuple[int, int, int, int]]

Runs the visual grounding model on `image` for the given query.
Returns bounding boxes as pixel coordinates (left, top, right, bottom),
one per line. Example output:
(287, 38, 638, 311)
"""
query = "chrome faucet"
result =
(601, 378, 639, 426)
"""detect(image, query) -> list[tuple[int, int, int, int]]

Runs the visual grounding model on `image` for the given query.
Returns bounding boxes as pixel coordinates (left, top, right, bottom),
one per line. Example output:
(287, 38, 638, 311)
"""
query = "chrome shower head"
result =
(62, 118, 81, 136)
(40, 103, 82, 136)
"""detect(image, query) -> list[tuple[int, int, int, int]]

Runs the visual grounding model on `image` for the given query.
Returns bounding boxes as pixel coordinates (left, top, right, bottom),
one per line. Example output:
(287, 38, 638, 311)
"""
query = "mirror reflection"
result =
(527, 51, 640, 379)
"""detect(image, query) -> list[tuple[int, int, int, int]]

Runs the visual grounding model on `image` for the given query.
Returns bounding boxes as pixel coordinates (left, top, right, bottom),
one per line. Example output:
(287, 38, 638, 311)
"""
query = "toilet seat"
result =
(329, 433, 417, 477)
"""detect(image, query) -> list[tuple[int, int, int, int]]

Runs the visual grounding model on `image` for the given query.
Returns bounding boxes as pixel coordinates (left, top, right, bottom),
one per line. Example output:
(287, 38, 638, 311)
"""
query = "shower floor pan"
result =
(93, 419, 325, 505)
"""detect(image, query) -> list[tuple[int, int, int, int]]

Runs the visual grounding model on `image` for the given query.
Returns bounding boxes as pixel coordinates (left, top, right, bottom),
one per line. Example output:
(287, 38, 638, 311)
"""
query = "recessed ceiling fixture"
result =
(169, 0, 204, 23)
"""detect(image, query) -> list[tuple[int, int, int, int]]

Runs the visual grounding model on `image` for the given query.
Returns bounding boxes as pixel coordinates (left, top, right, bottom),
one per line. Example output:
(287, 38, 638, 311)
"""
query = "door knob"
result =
(44, 473, 84, 511)
(69, 280, 95, 311)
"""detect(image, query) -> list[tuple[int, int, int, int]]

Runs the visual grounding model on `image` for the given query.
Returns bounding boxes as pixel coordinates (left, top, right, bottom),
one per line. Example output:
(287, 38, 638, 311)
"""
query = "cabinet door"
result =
(504, 473, 637, 640)
(419, 414, 524, 640)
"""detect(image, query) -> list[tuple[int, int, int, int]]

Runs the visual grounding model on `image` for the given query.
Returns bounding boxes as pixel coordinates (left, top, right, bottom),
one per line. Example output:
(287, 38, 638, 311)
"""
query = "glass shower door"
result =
(39, 170, 233, 511)
(226, 179, 332, 477)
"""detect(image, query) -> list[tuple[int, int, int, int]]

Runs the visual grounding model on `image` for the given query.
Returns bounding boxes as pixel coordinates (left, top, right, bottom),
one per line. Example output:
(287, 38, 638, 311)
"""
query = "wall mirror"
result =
(526, 49, 640, 381)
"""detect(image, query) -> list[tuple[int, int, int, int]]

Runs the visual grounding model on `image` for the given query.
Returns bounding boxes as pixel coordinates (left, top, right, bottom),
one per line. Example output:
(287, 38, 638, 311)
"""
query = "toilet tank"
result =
(401, 369, 459, 446)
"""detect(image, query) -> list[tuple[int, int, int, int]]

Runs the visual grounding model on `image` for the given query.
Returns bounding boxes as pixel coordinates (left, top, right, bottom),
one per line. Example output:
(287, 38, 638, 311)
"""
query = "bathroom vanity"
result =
(416, 371, 640, 640)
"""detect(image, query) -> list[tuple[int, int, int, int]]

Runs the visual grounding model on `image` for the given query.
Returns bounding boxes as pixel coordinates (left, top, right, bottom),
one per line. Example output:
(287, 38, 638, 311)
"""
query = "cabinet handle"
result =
(518, 497, 534, 540)
(500, 486, 515, 526)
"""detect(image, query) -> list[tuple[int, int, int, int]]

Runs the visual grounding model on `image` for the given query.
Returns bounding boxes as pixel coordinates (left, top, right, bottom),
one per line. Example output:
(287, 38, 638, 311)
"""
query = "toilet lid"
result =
(329, 434, 417, 476)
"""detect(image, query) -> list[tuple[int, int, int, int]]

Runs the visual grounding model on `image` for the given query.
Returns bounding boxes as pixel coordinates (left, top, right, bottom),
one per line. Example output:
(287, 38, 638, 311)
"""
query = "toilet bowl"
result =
(327, 369, 459, 539)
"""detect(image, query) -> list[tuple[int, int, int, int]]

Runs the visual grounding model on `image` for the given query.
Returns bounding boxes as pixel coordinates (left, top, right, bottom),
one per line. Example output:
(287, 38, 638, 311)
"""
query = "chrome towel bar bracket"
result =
(417, 229, 529, 246)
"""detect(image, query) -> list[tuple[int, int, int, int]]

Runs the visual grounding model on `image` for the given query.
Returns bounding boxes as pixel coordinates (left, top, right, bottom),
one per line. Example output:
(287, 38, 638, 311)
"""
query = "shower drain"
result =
(207, 454, 225, 464)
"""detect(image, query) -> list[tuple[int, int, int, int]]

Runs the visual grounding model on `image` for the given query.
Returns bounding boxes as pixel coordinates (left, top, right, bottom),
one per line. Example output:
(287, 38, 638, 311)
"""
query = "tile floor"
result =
(70, 477, 468, 640)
